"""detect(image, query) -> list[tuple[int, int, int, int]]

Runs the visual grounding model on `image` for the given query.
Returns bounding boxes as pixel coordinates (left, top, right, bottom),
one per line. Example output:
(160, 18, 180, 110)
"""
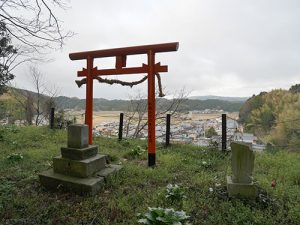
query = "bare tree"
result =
(124, 88, 189, 138)
(30, 66, 58, 125)
(0, 0, 73, 93)
(124, 91, 147, 138)
(11, 66, 58, 125)
(0, 0, 73, 52)
(24, 91, 34, 125)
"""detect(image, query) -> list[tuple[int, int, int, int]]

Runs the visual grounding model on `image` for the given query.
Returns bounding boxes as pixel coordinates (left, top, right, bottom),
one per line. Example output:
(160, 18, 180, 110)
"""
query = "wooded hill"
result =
(0, 88, 244, 122)
(239, 84, 300, 150)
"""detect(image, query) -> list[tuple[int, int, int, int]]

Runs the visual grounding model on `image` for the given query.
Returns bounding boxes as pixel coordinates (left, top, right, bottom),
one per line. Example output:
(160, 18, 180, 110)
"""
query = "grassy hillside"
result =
(0, 94, 23, 121)
(0, 126, 299, 224)
(0, 88, 53, 122)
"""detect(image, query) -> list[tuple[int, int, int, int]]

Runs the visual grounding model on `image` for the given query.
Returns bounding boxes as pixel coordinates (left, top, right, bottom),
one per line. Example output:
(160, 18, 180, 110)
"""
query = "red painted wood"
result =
(86, 56, 94, 144)
(69, 42, 179, 164)
(69, 42, 178, 60)
(77, 64, 168, 77)
(147, 50, 156, 155)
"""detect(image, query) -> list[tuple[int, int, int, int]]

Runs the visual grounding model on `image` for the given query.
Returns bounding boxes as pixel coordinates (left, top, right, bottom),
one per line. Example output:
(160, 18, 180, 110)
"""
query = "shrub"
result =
(120, 139, 131, 147)
(208, 140, 219, 150)
(166, 184, 187, 202)
(7, 153, 23, 161)
(126, 145, 146, 158)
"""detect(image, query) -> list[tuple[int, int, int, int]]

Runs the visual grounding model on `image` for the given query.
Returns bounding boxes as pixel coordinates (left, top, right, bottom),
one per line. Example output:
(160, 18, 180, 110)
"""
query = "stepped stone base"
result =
(53, 154, 107, 178)
(61, 145, 98, 160)
(95, 164, 123, 181)
(39, 165, 123, 194)
(39, 169, 105, 194)
(227, 176, 258, 199)
(39, 124, 123, 195)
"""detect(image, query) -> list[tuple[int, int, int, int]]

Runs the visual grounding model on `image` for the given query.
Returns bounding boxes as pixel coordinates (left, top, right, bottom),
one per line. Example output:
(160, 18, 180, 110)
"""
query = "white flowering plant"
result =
(138, 207, 190, 225)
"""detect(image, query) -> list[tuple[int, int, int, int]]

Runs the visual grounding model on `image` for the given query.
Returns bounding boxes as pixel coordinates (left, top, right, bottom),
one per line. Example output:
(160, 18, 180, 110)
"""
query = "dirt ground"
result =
(192, 112, 239, 120)
(67, 111, 122, 124)
(67, 111, 239, 125)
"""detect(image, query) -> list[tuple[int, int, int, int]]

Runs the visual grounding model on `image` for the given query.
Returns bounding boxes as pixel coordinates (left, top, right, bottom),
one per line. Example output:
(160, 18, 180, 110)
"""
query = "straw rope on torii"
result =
(75, 73, 165, 97)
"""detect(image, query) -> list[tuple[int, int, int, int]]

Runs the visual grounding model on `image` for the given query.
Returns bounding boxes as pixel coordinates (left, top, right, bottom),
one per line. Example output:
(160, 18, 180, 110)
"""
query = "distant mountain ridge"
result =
(189, 95, 248, 102)
(1, 88, 246, 113)
(54, 95, 245, 112)
(54, 96, 129, 111)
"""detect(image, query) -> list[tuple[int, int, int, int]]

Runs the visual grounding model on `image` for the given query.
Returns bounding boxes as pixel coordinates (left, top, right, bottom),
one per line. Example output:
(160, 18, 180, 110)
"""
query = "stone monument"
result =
(39, 124, 122, 194)
(227, 142, 258, 198)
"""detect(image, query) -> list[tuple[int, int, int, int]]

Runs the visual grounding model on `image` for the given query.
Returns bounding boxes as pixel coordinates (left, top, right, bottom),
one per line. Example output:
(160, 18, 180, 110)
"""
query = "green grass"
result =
(0, 125, 299, 225)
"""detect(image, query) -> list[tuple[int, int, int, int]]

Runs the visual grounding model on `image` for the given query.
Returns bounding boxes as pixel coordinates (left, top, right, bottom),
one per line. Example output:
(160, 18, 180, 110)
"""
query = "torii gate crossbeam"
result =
(69, 42, 179, 166)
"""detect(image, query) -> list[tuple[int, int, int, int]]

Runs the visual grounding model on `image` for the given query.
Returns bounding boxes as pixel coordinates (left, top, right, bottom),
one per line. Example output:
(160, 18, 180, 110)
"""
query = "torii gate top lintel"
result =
(69, 42, 179, 60)
(69, 42, 179, 167)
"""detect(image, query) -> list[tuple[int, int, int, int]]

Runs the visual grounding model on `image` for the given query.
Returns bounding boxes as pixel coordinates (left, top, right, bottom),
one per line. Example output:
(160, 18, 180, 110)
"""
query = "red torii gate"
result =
(69, 42, 179, 166)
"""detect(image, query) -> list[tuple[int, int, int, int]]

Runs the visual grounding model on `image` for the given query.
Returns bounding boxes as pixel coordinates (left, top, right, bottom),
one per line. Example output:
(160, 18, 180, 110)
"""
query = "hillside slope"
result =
(239, 87, 300, 149)
(0, 126, 299, 224)
(1, 88, 244, 114)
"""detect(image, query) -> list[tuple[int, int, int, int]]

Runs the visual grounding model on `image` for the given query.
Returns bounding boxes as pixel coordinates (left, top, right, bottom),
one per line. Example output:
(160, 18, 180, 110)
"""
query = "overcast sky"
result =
(13, 0, 300, 99)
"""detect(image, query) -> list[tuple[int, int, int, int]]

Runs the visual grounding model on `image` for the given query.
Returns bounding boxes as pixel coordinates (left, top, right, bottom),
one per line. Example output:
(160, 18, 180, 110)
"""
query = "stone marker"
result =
(67, 124, 88, 149)
(39, 124, 122, 194)
(227, 142, 258, 198)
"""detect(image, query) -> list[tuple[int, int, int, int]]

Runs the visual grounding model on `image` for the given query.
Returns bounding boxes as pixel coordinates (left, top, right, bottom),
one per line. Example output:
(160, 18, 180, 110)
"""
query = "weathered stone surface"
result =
(231, 142, 254, 183)
(61, 145, 98, 160)
(95, 164, 123, 181)
(39, 123, 123, 195)
(53, 154, 106, 178)
(227, 176, 258, 199)
(227, 142, 257, 199)
(39, 169, 104, 194)
(67, 124, 88, 149)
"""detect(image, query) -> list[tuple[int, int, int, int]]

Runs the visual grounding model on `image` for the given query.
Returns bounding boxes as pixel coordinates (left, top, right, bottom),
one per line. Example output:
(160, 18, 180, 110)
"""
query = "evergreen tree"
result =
(0, 22, 17, 95)
(289, 84, 300, 93)
(205, 127, 218, 138)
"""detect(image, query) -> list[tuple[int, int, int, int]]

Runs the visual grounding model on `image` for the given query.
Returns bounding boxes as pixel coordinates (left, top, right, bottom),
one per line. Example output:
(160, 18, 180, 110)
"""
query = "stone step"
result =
(53, 154, 107, 178)
(227, 176, 258, 199)
(95, 164, 123, 181)
(61, 145, 98, 160)
(39, 169, 104, 194)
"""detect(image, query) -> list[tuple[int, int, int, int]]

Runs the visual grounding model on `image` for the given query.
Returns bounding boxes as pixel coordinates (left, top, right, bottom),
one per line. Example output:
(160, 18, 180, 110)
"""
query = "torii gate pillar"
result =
(86, 56, 94, 144)
(147, 50, 156, 165)
(70, 42, 179, 166)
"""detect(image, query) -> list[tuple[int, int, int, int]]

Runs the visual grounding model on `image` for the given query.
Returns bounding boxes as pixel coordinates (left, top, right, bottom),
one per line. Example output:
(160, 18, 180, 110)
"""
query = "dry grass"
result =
(191, 112, 239, 120)
(0, 93, 12, 100)
(69, 111, 240, 127)
(67, 111, 122, 124)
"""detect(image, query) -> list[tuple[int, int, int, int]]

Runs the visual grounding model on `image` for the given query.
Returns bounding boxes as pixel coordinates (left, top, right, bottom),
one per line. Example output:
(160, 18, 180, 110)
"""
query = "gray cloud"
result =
(14, 0, 300, 99)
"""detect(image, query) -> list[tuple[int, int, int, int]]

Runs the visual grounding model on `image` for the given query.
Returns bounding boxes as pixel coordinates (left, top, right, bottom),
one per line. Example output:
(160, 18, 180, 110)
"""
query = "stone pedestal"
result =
(227, 176, 257, 198)
(39, 124, 122, 195)
(227, 142, 258, 199)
